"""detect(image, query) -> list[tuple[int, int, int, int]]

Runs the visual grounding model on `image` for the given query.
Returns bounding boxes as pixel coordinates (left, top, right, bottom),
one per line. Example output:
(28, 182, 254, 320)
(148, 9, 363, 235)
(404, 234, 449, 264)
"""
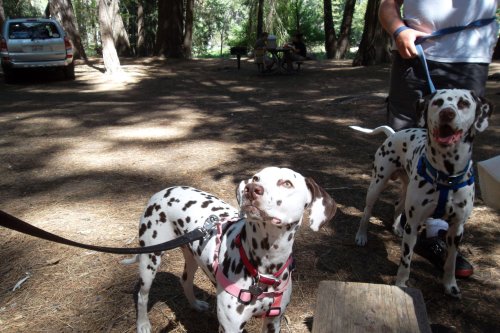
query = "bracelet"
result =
(393, 25, 410, 39)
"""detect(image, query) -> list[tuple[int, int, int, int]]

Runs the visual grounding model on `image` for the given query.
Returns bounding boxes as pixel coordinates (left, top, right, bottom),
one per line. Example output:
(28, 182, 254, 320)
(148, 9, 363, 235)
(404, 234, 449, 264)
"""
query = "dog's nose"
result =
(245, 183, 264, 200)
(439, 108, 456, 122)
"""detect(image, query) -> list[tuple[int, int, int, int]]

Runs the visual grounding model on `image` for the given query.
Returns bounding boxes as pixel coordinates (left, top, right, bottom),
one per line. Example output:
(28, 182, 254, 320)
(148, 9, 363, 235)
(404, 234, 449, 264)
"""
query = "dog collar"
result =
(417, 155, 474, 218)
(235, 234, 294, 287)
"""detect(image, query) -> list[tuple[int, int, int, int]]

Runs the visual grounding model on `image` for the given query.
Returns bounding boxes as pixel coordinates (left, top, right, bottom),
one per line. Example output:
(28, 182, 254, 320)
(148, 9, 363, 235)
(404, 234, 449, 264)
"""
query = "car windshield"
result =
(8, 22, 61, 40)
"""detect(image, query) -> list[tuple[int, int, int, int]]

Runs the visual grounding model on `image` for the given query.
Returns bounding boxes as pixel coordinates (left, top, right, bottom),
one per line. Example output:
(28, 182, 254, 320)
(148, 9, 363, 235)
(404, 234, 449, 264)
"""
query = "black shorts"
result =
(387, 51, 490, 130)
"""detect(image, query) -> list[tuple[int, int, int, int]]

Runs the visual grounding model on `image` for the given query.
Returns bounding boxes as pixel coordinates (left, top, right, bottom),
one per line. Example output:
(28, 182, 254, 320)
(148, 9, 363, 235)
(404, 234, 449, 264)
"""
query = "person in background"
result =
(379, 0, 498, 278)
(283, 32, 307, 71)
(254, 32, 276, 71)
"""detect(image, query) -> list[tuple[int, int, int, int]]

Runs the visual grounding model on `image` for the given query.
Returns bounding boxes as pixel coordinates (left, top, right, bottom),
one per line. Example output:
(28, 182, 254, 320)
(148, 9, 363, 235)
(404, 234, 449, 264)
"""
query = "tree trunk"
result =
(257, 0, 264, 37)
(155, 0, 184, 58)
(0, 0, 5, 34)
(323, 0, 336, 59)
(493, 37, 500, 60)
(333, 0, 356, 59)
(136, 0, 145, 56)
(109, 0, 131, 56)
(183, 0, 194, 58)
(99, 0, 122, 75)
(352, 0, 391, 66)
(47, 0, 87, 61)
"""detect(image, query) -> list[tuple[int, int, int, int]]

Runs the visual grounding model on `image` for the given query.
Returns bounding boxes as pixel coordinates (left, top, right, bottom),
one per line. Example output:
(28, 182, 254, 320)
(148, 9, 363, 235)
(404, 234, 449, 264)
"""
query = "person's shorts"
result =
(387, 51, 490, 130)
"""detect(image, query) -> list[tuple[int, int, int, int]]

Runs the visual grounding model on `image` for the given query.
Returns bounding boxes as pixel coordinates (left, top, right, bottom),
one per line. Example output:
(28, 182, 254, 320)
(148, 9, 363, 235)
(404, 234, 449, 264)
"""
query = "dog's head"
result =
(416, 89, 493, 146)
(236, 167, 336, 231)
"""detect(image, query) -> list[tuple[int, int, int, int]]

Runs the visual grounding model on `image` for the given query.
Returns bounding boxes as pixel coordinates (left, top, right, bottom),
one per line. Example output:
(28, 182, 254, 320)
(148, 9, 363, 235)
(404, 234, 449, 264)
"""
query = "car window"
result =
(8, 22, 61, 40)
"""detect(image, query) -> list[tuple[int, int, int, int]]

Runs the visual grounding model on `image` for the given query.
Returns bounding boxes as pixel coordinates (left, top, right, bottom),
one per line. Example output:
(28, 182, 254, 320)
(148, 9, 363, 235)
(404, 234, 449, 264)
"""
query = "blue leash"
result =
(408, 17, 497, 94)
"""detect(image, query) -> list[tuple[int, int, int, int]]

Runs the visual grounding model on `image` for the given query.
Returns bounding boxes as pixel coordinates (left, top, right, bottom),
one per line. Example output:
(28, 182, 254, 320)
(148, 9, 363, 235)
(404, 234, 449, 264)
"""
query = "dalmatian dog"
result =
(123, 167, 337, 333)
(351, 89, 492, 298)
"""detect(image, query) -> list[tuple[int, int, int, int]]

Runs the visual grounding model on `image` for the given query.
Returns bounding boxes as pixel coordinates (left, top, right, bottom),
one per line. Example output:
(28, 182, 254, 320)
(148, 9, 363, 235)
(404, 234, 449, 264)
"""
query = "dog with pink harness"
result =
(122, 167, 337, 333)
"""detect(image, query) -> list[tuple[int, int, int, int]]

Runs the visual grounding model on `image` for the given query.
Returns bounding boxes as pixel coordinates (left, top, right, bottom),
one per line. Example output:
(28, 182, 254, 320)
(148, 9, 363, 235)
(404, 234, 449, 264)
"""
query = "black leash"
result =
(0, 210, 206, 254)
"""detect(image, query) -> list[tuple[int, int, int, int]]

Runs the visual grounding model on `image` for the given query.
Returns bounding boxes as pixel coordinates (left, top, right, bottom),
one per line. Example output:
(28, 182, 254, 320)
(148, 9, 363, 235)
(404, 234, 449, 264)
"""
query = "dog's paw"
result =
(355, 232, 368, 246)
(192, 299, 210, 312)
(137, 320, 152, 333)
(395, 279, 408, 288)
(444, 285, 462, 299)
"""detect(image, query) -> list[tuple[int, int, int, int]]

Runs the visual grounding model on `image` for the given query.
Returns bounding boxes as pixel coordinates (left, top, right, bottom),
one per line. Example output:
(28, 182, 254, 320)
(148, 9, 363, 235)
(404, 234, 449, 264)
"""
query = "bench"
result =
(230, 46, 248, 70)
(312, 281, 432, 333)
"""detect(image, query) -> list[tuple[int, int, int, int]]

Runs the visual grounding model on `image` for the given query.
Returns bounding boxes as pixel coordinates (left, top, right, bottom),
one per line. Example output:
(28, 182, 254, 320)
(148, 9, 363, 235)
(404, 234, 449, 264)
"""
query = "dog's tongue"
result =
(434, 127, 463, 145)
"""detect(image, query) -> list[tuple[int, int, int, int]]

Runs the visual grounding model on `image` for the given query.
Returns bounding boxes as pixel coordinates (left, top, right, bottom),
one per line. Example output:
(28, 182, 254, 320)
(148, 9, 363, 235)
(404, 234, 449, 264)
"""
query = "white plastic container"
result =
(477, 155, 500, 210)
(267, 34, 277, 49)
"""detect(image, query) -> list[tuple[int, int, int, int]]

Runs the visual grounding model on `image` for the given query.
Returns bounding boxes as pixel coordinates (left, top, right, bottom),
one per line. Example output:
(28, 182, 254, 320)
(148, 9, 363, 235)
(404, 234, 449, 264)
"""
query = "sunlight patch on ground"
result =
(104, 126, 189, 141)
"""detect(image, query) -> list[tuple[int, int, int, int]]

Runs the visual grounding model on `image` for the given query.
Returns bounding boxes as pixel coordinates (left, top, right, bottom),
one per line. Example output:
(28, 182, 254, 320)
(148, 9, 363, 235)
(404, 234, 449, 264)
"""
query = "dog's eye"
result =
(252, 176, 260, 182)
(432, 99, 444, 107)
(457, 99, 470, 109)
(278, 180, 294, 188)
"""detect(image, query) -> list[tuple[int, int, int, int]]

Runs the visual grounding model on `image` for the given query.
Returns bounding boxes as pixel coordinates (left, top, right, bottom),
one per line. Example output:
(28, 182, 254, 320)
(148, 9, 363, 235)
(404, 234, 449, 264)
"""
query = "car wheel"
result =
(2, 66, 15, 84)
(63, 62, 75, 80)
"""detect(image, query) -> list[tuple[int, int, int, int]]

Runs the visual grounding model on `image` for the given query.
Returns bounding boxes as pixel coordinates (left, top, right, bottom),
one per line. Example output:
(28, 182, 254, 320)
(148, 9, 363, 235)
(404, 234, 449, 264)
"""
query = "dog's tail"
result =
(349, 125, 395, 137)
(120, 254, 139, 265)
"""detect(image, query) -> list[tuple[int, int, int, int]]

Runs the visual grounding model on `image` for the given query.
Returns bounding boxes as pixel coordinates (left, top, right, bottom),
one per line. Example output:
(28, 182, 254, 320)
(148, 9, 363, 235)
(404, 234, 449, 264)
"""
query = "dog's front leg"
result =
(442, 221, 465, 298)
(395, 212, 422, 287)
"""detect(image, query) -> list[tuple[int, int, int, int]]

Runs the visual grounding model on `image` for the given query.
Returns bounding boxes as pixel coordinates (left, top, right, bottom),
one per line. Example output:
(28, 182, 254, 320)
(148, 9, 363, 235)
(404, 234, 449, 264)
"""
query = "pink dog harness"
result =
(211, 218, 294, 317)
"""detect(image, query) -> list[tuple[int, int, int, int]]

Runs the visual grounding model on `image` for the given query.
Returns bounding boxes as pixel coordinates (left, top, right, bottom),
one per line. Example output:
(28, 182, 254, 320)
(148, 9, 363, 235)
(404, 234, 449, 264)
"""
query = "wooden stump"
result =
(312, 281, 431, 333)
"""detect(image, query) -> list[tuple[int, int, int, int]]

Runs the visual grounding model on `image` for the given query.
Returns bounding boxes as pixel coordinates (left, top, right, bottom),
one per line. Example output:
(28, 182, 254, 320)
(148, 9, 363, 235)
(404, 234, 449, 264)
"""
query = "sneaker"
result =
(413, 231, 473, 279)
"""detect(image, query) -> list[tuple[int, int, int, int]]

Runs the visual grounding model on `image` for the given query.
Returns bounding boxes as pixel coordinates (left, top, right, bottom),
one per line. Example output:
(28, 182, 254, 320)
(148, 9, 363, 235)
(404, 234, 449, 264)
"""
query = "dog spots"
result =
(159, 212, 167, 223)
(139, 240, 145, 247)
(139, 223, 147, 237)
(404, 224, 412, 235)
(201, 200, 212, 208)
(236, 304, 245, 314)
(276, 200, 282, 206)
(422, 199, 429, 206)
(426, 188, 436, 195)
(260, 237, 270, 250)
(240, 322, 247, 331)
(418, 180, 427, 188)
(252, 238, 258, 250)
(454, 233, 463, 246)
(267, 323, 276, 333)
(163, 188, 173, 199)
(400, 257, 409, 268)
(457, 199, 467, 208)
(177, 218, 184, 228)
(403, 243, 410, 256)
(444, 160, 455, 175)
(152, 230, 157, 239)
(182, 200, 197, 211)
(182, 270, 188, 281)
(408, 206, 415, 218)
(144, 203, 161, 217)
(211, 206, 224, 212)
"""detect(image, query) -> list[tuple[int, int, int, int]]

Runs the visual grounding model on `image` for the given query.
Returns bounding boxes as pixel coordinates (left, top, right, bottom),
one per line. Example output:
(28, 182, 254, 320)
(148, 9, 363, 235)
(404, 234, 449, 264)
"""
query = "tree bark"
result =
(493, 37, 500, 60)
(109, 0, 131, 56)
(333, 0, 356, 59)
(155, 0, 184, 58)
(136, 0, 145, 56)
(257, 0, 264, 37)
(47, 0, 87, 61)
(183, 0, 194, 58)
(323, 0, 336, 59)
(0, 0, 5, 34)
(99, 0, 122, 75)
(352, 0, 391, 66)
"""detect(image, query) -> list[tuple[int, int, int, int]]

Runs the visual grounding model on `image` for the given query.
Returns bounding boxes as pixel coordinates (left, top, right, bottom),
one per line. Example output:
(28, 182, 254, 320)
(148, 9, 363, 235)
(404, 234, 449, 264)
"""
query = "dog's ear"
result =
(415, 93, 431, 128)
(305, 177, 337, 231)
(235, 180, 248, 207)
(472, 92, 493, 133)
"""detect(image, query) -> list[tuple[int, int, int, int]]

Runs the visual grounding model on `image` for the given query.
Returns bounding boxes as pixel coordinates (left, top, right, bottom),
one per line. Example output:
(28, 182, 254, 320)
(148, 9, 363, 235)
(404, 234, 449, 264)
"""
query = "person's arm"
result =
(379, 0, 428, 59)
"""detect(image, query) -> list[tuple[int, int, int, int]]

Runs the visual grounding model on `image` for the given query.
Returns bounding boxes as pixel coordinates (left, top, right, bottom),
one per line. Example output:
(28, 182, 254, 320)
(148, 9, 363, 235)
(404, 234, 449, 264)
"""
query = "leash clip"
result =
(201, 215, 219, 240)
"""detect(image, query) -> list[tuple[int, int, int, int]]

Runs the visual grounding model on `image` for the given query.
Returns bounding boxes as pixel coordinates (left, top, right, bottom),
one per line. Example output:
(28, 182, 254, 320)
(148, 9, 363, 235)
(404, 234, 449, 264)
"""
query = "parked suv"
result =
(0, 18, 75, 83)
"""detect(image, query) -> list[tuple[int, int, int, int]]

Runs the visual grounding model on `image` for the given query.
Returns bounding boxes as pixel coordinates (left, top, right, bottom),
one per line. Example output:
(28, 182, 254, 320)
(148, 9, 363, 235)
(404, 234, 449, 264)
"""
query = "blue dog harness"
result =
(417, 155, 475, 219)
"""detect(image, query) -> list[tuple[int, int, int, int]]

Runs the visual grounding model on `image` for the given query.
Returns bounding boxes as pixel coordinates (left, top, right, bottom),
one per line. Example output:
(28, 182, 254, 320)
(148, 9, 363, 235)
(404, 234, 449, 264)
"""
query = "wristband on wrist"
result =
(393, 25, 410, 39)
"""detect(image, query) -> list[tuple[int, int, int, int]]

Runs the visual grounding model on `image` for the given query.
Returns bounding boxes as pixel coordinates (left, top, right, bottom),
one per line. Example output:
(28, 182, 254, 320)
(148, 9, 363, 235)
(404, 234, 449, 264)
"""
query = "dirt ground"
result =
(0, 56, 499, 333)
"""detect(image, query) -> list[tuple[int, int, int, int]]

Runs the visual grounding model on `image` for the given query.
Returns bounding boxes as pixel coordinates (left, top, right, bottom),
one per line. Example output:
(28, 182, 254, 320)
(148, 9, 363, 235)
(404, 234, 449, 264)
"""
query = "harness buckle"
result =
(266, 307, 281, 317)
(238, 289, 254, 305)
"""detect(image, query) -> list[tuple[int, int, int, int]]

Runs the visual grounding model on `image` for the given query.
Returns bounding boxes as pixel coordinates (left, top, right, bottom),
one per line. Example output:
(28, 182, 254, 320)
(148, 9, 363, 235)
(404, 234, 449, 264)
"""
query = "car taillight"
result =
(0, 37, 7, 52)
(64, 36, 73, 58)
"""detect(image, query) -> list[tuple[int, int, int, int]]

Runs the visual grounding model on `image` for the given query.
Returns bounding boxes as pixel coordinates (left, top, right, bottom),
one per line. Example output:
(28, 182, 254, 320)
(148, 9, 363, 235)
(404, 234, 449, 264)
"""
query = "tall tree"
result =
(183, 0, 194, 58)
(352, 0, 390, 66)
(108, 0, 131, 56)
(323, 0, 335, 58)
(136, 0, 145, 56)
(47, 0, 88, 61)
(256, 0, 264, 37)
(99, 0, 122, 75)
(493, 37, 500, 60)
(155, 0, 184, 58)
(0, 0, 5, 34)
(333, 0, 356, 59)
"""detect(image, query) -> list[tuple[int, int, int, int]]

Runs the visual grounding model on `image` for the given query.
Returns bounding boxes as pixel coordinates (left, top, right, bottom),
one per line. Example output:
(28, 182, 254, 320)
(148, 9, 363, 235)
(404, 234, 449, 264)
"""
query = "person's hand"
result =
(394, 28, 429, 59)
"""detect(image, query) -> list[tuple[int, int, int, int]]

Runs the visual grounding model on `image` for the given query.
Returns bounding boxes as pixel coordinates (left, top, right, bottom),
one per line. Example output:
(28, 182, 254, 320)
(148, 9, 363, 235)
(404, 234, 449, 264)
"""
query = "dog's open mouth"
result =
(433, 125, 463, 145)
(242, 205, 282, 225)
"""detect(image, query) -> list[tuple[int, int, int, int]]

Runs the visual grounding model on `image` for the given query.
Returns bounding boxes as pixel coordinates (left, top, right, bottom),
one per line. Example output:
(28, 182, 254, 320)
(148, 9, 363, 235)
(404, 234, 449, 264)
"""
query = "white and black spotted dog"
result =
(123, 167, 337, 333)
(351, 89, 492, 298)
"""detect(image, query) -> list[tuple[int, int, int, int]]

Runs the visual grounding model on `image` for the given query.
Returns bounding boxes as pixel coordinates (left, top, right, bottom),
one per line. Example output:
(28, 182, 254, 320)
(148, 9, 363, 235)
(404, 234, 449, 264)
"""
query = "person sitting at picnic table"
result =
(254, 32, 276, 71)
(283, 32, 307, 71)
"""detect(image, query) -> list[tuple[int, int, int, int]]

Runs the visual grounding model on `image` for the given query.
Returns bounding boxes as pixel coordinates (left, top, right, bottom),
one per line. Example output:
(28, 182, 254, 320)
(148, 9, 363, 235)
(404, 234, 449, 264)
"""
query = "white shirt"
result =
(402, 0, 499, 63)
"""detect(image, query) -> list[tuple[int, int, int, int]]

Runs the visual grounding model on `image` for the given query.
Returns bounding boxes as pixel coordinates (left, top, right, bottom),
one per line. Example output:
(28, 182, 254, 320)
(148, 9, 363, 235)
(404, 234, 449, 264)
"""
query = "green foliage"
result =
(2, 0, 44, 19)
